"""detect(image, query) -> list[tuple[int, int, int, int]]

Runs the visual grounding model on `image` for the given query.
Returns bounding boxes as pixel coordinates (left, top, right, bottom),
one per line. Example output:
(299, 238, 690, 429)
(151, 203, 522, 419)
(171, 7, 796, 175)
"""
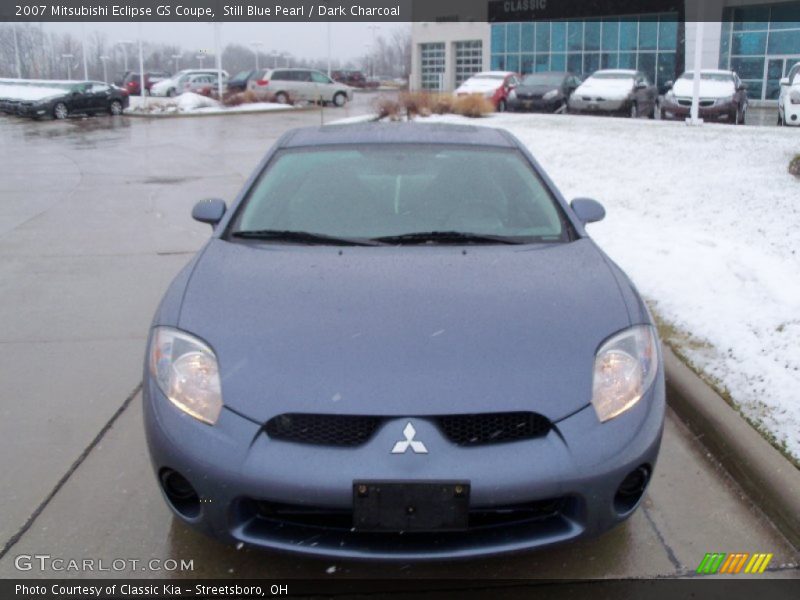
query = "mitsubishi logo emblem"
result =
(391, 422, 428, 454)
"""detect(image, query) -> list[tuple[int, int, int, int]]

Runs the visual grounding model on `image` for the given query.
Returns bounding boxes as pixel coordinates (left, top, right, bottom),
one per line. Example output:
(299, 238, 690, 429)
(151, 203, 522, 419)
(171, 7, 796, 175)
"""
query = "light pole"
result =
(171, 54, 181, 74)
(249, 41, 264, 70)
(116, 40, 133, 72)
(196, 54, 206, 68)
(367, 25, 380, 80)
(61, 54, 74, 79)
(81, 22, 88, 80)
(100, 55, 110, 83)
(270, 51, 280, 69)
(12, 23, 22, 78)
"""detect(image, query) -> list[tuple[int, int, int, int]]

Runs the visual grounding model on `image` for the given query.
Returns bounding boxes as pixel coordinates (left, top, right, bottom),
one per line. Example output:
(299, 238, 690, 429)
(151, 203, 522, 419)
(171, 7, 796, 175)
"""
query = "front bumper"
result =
(568, 96, 628, 114)
(661, 99, 735, 121)
(508, 96, 562, 112)
(782, 101, 800, 125)
(143, 369, 665, 560)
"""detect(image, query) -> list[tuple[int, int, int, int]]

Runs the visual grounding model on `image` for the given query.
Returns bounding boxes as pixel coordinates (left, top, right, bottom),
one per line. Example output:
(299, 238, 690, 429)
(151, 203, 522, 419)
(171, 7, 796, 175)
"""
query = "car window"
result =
(294, 71, 312, 82)
(231, 145, 569, 242)
(310, 71, 331, 84)
(272, 71, 289, 81)
(90, 84, 109, 93)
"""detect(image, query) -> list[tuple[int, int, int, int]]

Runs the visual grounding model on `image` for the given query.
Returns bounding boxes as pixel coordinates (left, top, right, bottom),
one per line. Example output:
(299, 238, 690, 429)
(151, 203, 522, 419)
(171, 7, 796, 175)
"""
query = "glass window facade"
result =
(490, 14, 678, 89)
(720, 2, 800, 100)
(419, 43, 445, 91)
(454, 40, 483, 86)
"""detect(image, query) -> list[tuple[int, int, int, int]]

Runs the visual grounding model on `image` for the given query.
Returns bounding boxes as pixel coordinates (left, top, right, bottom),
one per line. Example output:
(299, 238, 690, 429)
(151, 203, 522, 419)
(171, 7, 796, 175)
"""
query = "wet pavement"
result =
(0, 93, 797, 580)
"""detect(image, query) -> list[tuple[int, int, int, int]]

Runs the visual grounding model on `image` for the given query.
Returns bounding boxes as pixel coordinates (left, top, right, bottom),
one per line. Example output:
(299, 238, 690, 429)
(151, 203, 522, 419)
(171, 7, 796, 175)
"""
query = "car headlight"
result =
(543, 89, 559, 100)
(591, 325, 658, 423)
(790, 90, 800, 104)
(484, 90, 495, 98)
(664, 90, 675, 101)
(149, 326, 223, 425)
(508, 89, 517, 100)
(714, 95, 734, 106)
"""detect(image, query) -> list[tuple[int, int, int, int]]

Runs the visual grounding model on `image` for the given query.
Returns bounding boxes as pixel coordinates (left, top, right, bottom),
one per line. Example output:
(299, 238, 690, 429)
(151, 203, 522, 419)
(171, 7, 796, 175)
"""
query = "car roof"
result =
(591, 69, 637, 75)
(280, 123, 516, 149)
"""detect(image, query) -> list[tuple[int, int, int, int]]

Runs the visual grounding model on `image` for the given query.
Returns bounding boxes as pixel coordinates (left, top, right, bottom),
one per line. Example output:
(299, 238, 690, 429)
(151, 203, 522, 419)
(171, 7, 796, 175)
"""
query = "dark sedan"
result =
(660, 70, 748, 124)
(508, 72, 581, 113)
(144, 122, 665, 560)
(226, 70, 257, 93)
(16, 81, 129, 119)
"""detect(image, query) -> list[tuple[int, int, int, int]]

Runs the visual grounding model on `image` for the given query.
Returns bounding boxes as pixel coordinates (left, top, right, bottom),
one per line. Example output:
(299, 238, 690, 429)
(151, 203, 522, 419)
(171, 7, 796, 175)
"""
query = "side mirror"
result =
(635, 81, 647, 90)
(192, 198, 226, 227)
(664, 80, 673, 90)
(780, 77, 789, 86)
(571, 198, 606, 224)
(737, 82, 748, 91)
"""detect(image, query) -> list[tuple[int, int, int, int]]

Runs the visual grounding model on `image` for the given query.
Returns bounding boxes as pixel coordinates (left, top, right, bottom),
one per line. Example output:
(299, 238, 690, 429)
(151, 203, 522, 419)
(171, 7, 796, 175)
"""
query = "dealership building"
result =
(410, 0, 800, 103)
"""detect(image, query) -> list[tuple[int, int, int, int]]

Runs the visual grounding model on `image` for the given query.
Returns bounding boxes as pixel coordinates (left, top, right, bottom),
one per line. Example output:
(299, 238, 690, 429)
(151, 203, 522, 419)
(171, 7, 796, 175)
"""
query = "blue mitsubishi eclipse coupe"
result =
(143, 122, 665, 560)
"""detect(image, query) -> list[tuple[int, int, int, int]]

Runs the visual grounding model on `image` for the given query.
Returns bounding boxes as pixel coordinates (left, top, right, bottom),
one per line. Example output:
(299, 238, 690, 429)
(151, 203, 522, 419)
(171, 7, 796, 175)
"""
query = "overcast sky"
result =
(43, 21, 409, 61)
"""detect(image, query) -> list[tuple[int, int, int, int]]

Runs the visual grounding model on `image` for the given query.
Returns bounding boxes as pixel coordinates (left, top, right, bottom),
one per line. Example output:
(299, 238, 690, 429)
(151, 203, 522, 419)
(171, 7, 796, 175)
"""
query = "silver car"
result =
(247, 68, 353, 106)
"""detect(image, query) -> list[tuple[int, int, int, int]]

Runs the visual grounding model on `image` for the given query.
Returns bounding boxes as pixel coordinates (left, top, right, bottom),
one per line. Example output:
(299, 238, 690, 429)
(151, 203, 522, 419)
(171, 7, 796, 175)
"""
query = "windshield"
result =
(230, 145, 570, 243)
(522, 74, 564, 86)
(680, 72, 734, 82)
(471, 74, 505, 80)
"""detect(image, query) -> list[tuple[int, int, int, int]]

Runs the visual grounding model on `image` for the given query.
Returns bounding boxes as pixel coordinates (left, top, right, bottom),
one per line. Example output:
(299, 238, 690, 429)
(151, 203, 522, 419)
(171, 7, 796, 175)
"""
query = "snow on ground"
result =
(127, 93, 296, 115)
(420, 112, 800, 460)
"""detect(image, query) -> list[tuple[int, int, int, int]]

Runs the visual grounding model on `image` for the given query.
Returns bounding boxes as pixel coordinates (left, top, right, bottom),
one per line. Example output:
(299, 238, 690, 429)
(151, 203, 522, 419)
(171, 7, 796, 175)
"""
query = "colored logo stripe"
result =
(697, 552, 773, 574)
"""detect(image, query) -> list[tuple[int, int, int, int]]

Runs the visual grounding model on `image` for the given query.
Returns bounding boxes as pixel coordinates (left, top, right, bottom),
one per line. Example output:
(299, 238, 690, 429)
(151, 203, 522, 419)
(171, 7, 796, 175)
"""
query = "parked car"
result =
(247, 68, 353, 106)
(15, 81, 128, 119)
(226, 70, 257, 93)
(661, 70, 748, 124)
(455, 71, 519, 112)
(123, 71, 170, 96)
(151, 69, 230, 97)
(507, 72, 581, 113)
(778, 62, 800, 127)
(568, 69, 658, 118)
(332, 69, 368, 88)
(144, 122, 665, 559)
(183, 73, 224, 96)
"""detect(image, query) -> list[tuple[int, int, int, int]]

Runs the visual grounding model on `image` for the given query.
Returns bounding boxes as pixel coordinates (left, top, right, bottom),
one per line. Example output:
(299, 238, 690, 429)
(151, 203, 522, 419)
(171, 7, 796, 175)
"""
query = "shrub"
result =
(430, 93, 455, 115)
(452, 94, 495, 118)
(399, 91, 435, 119)
(373, 95, 402, 121)
(789, 154, 800, 178)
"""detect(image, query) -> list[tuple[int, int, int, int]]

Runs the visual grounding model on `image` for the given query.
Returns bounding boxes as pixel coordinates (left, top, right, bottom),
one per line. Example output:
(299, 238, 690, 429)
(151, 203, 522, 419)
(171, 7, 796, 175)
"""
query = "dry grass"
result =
(373, 95, 403, 121)
(222, 90, 258, 107)
(398, 91, 434, 119)
(789, 154, 800, 178)
(430, 93, 455, 115)
(452, 94, 495, 118)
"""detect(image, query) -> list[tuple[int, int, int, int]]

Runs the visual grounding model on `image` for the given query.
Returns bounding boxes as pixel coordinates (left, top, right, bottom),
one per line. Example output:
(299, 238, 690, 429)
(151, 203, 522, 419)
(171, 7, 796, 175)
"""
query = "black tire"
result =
(53, 102, 68, 120)
(629, 102, 639, 118)
(333, 92, 346, 107)
(497, 99, 507, 112)
(109, 100, 123, 116)
(167, 88, 176, 98)
(275, 92, 289, 104)
(778, 113, 784, 126)
(737, 106, 746, 125)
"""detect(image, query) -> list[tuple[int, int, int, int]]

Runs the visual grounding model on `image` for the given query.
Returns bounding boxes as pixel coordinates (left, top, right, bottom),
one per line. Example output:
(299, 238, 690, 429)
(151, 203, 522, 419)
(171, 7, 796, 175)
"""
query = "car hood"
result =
(672, 78, 735, 99)
(575, 78, 633, 97)
(456, 80, 502, 94)
(177, 239, 632, 424)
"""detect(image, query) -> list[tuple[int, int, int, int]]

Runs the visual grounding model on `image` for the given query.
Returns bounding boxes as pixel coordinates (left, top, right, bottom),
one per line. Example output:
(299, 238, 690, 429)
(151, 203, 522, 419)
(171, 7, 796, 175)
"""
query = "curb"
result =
(123, 105, 318, 119)
(663, 345, 800, 548)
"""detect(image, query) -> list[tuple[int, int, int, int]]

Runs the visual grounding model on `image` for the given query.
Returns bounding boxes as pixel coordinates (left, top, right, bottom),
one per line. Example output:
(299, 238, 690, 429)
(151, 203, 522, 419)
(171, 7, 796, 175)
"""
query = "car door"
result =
(292, 70, 313, 101)
(309, 70, 334, 102)
(88, 83, 111, 112)
(67, 83, 92, 112)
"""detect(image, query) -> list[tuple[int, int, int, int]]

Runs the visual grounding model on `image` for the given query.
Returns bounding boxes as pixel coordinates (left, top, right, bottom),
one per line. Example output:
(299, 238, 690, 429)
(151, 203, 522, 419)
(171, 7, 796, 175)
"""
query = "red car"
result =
(123, 71, 170, 96)
(454, 71, 519, 112)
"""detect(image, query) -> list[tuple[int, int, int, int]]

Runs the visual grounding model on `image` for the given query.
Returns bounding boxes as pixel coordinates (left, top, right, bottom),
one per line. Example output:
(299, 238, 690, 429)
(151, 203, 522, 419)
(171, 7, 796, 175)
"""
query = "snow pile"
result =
(125, 93, 296, 116)
(423, 112, 800, 461)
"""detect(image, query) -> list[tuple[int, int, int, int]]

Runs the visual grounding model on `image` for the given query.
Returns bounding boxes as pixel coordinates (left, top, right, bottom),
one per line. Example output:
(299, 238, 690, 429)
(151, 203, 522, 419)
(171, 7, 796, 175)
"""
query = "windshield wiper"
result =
(231, 229, 382, 246)
(371, 231, 525, 245)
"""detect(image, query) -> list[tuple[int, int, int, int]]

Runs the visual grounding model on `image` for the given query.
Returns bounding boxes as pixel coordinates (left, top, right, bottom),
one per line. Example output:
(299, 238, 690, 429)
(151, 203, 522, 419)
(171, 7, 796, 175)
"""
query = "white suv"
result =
(247, 68, 353, 106)
(778, 63, 800, 127)
(151, 69, 229, 97)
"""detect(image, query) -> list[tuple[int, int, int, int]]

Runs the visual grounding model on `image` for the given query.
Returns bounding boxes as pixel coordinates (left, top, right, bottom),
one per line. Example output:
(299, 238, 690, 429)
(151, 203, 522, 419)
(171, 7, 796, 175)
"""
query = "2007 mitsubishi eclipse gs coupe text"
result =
(144, 122, 665, 560)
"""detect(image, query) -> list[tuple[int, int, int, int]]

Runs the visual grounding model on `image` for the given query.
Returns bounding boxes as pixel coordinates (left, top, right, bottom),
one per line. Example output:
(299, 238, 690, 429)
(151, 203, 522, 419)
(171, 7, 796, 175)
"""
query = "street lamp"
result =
(116, 40, 133, 71)
(249, 41, 264, 70)
(367, 25, 380, 80)
(171, 54, 181, 74)
(61, 54, 74, 80)
(196, 53, 206, 68)
(99, 55, 110, 83)
(269, 51, 281, 69)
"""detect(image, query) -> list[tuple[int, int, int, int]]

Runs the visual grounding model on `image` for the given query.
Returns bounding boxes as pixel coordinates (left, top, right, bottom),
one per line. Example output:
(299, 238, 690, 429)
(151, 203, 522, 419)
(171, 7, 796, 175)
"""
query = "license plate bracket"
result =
(352, 481, 470, 532)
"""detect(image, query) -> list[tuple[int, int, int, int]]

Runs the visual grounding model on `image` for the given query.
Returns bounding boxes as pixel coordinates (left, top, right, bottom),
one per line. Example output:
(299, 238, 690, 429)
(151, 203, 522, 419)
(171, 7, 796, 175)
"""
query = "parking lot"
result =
(0, 96, 798, 580)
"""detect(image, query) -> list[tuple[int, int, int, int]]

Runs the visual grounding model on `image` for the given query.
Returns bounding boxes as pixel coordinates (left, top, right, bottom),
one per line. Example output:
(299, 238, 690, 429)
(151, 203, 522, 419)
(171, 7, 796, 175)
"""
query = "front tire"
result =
(736, 106, 746, 125)
(497, 99, 506, 112)
(167, 88, 176, 98)
(53, 102, 68, 120)
(109, 100, 123, 116)
(333, 92, 346, 107)
(629, 102, 639, 118)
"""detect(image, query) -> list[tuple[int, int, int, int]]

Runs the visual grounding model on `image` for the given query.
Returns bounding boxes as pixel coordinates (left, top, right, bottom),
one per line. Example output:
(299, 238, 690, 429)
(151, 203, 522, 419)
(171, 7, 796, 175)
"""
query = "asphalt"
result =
(0, 93, 797, 580)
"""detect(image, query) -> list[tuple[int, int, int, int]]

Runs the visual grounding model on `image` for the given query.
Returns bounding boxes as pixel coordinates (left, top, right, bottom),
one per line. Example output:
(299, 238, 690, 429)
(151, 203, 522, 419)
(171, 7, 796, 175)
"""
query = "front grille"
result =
(677, 98, 715, 107)
(265, 411, 551, 447)
(438, 411, 551, 446)
(265, 413, 381, 447)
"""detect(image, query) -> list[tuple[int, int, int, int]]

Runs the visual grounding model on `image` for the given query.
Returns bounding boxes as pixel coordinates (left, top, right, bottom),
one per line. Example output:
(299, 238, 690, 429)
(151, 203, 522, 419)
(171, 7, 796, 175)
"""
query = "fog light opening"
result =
(614, 465, 651, 514)
(159, 468, 201, 519)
